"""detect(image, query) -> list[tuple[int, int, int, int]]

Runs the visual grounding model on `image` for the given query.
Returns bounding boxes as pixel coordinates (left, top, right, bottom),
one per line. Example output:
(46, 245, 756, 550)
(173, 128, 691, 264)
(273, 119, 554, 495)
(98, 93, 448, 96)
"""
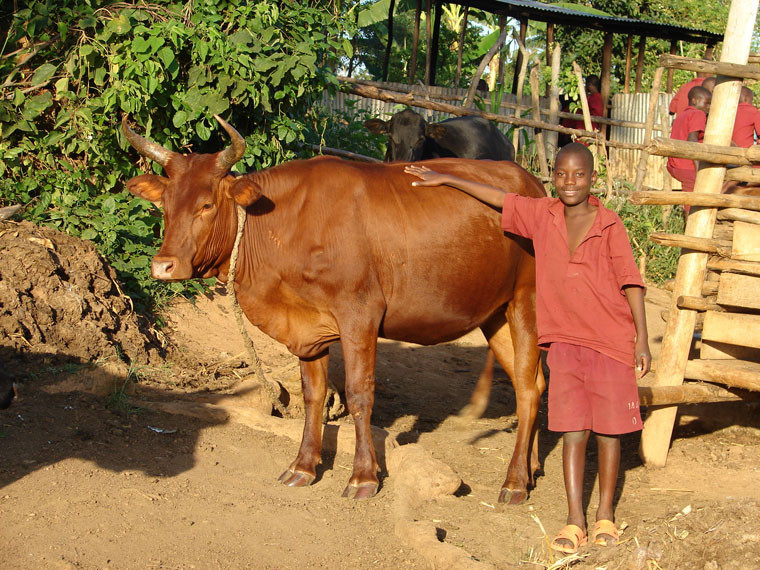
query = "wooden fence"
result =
(321, 82, 677, 189)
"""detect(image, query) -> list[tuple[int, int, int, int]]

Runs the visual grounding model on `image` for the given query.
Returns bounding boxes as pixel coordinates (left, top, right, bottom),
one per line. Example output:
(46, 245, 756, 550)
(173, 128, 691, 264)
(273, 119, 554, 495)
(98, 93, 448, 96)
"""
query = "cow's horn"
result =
(214, 114, 246, 172)
(121, 115, 174, 167)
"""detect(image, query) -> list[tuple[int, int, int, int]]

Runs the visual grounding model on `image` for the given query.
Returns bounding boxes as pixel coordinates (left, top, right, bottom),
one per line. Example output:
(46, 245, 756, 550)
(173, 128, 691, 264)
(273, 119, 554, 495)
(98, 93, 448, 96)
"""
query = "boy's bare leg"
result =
(555, 430, 590, 548)
(595, 434, 621, 541)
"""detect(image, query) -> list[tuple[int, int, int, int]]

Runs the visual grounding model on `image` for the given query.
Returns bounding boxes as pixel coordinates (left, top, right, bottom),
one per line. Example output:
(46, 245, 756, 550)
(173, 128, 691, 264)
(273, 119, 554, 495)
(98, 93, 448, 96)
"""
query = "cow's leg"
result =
(484, 290, 544, 505)
(459, 348, 497, 419)
(340, 332, 380, 500)
(278, 352, 329, 487)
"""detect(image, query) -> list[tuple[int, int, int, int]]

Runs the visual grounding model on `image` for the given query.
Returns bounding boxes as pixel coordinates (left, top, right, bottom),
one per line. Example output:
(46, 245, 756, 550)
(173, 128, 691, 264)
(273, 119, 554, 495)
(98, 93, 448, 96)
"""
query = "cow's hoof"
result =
(498, 487, 528, 505)
(278, 469, 315, 487)
(341, 482, 378, 500)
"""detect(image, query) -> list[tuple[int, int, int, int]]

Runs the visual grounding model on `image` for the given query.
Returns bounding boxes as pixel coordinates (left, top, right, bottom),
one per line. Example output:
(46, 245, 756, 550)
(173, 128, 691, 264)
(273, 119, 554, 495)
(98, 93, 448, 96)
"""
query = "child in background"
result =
(731, 86, 760, 148)
(667, 85, 712, 196)
(405, 143, 650, 555)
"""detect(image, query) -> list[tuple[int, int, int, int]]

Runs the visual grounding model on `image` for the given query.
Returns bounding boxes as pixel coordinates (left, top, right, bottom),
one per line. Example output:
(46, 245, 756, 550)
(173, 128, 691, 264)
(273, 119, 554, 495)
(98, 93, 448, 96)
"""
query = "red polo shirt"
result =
(560, 92, 604, 131)
(501, 194, 644, 365)
(732, 102, 760, 147)
(668, 105, 707, 172)
(669, 77, 705, 116)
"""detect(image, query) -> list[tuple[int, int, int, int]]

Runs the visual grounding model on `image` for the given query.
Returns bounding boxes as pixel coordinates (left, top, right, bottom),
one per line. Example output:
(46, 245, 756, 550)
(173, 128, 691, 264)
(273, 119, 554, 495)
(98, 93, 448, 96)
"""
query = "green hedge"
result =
(0, 0, 351, 311)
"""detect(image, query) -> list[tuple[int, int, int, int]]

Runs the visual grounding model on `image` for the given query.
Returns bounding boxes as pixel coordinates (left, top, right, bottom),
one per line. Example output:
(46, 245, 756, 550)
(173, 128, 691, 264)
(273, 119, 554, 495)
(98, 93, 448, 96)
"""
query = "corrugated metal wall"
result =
(610, 92, 676, 190)
(322, 85, 675, 189)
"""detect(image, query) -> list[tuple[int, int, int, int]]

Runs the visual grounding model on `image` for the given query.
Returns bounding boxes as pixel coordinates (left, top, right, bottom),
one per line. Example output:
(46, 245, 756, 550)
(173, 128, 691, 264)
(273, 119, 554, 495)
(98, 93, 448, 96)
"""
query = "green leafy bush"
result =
(0, 0, 349, 312)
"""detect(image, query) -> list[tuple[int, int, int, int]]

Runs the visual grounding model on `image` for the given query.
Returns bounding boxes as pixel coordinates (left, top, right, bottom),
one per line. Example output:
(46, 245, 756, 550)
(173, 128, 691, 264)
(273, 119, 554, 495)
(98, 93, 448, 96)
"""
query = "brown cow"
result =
(122, 115, 546, 503)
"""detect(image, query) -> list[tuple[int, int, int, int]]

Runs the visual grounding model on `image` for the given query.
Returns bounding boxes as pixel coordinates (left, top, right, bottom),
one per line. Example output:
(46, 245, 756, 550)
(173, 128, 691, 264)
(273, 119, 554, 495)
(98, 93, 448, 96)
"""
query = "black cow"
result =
(364, 108, 515, 163)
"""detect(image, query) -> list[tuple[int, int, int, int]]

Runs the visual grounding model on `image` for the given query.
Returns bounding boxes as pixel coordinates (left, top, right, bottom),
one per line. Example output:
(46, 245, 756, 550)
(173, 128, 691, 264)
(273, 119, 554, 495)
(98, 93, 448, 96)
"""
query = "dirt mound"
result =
(0, 220, 163, 381)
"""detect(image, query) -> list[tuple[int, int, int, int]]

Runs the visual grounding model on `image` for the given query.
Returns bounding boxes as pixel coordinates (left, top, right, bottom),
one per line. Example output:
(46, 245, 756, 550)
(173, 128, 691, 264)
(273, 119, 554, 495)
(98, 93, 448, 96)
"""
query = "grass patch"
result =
(106, 365, 146, 415)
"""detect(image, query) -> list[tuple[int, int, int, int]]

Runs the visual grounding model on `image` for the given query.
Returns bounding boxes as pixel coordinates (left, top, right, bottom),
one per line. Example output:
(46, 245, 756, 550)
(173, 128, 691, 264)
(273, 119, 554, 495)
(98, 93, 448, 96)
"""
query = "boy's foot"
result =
(550, 524, 587, 554)
(591, 519, 619, 546)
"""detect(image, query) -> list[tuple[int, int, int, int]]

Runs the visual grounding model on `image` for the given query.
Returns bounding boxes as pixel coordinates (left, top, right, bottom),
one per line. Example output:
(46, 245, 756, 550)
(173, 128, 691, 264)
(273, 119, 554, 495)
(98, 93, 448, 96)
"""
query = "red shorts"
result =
(546, 343, 642, 435)
(666, 164, 696, 193)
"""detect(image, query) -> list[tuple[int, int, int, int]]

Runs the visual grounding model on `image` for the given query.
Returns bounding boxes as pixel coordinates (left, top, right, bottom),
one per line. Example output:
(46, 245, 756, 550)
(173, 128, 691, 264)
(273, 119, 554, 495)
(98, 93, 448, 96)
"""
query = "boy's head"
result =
(701, 76, 716, 92)
(740, 86, 754, 105)
(586, 75, 601, 94)
(688, 86, 712, 114)
(553, 143, 597, 206)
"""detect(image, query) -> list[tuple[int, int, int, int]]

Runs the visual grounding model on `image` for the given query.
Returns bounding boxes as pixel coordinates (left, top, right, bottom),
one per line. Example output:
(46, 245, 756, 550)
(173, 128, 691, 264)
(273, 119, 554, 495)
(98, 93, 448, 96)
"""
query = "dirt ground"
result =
(2, 220, 760, 570)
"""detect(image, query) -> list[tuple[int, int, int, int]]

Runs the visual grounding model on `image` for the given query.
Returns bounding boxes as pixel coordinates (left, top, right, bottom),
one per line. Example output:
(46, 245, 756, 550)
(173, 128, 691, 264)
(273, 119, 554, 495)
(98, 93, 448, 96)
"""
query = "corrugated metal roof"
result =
(459, 0, 722, 44)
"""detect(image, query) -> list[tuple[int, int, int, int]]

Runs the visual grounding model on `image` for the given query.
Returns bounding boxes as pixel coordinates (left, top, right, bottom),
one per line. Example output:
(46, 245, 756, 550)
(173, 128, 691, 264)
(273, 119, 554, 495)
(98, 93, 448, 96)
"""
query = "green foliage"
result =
(0, 0, 348, 312)
(607, 193, 686, 285)
(302, 100, 386, 161)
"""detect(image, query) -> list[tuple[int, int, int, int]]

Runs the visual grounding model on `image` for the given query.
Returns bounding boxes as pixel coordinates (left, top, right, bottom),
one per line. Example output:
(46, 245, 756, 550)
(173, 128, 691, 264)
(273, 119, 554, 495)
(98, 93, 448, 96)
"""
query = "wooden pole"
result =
(635, 35, 647, 93)
(658, 54, 760, 80)
(638, 383, 749, 406)
(704, 42, 716, 61)
(631, 189, 760, 211)
(639, 0, 759, 468)
(634, 67, 664, 190)
(512, 18, 528, 94)
(381, 0, 396, 82)
(454, 6, 468, 87)
(424, 0, 432, 85)
(530, 66, 549, 182)
(546, 24, 554, 69)
(645, 137, 760, 165)
(429, 0, 442, 86)
(546, 43, 561, 161)
(511, 35, 530, 155)
(496, 15, 506, 89)
(408, 0, 421, 84)
(601, 32, 613, 138)
(667, 40, 677, 93)
(463, 25, 509, 109)
(624, 34, 633, 94)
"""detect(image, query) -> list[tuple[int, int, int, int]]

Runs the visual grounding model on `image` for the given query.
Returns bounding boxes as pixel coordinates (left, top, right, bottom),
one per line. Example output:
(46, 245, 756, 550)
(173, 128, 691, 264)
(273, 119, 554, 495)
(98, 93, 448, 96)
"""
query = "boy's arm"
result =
(686, 130, 702, 171)
(623, 285, 651, 379)
(405, 165, 506, 209)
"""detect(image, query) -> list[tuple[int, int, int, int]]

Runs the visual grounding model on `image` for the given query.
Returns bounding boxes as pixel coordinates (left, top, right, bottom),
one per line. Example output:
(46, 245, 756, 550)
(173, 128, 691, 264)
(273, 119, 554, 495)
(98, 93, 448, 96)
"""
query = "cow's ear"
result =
(425, 123, 447, 140)
(227, 176, 262, 207)
(126, 174, 166, 205)
(364, 118, 390, 135)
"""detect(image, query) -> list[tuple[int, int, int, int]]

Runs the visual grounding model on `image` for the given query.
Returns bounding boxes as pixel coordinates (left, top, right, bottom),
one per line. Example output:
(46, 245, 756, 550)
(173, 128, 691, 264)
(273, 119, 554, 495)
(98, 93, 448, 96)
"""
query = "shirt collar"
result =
(548, 194, 617, 235)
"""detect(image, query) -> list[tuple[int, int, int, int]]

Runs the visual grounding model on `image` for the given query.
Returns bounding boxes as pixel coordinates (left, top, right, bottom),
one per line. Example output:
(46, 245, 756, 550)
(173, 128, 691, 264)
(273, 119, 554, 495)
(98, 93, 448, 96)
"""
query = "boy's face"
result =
(693, 94, 711, 114)
(553, 151, 597, 207)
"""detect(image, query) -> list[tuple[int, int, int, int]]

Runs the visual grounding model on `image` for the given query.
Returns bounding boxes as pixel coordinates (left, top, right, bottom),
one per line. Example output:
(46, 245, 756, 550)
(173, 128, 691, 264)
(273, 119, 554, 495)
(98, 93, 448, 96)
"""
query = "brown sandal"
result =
(550, 524, 588, 554)
(591, 519, 619, 546)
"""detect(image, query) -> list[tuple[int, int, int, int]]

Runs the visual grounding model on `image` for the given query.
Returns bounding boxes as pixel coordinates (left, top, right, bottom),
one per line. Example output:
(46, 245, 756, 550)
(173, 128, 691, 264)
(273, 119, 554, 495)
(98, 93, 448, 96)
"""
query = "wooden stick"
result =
(634, 67, 664, 191)
(684, 359, 760, 391)
(638, 383, 748, 406)
(300, 143, 382, 163)
(649, 232, 728, 253)
(718, 208, 760, 225)
(546, 43, 561, 161)
(624, 34, 633, 94)
(724, 166, 760, 183)
(635, 35, 647, 93)
(645, 137, 760, 165)
(676, 295, 722, 312)
(707, 256, 760, 276)
(658, 53, 760, 81)
(340, 81, 597, 138)
(511, 33, 530, 154)
(530, 66, 549, 180)
(338, 77, 663, 131)
(630, 190, 760, 211)
(640, 0, 759, 468)
(463, 25, 508, 108)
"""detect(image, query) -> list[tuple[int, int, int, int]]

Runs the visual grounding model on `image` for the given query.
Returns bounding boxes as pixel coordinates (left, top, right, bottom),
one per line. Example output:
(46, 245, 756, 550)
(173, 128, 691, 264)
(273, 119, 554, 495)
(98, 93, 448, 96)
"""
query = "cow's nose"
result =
(152, 257, 177, 280)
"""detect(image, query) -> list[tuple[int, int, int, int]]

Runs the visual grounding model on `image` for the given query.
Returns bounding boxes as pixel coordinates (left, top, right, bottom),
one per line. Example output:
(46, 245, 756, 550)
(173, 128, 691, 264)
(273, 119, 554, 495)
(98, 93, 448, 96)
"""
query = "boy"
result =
(669, 76, 715, 116)
(667, 85, 711, 196)
(731, 86, 760, 148)
(559, 75, 603, 146)
(405, 143, 650, 554)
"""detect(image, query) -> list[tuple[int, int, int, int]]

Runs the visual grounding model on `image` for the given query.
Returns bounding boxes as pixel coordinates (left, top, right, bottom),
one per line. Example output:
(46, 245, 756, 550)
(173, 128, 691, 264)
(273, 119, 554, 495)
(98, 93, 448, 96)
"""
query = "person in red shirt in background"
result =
(405, 143, 650, 556)
(669, 76, 715, 116)
(667, 86, 711, 199)
(723, 86, 760, 194)
(732, 86, 760, 147)
(559, 75, 604, 146)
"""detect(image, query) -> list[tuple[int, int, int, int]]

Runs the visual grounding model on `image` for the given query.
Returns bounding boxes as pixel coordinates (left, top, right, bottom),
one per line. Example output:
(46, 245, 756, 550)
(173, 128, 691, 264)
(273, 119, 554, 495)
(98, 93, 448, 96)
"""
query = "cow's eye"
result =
(201, 203, 214, 211)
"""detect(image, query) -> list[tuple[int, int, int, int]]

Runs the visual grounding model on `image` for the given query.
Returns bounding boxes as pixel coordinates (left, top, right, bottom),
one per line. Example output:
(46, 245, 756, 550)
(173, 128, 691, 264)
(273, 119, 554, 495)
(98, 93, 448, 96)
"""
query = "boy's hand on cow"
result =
(634, 338, 651, 379)
(405, 165, 449, 187)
